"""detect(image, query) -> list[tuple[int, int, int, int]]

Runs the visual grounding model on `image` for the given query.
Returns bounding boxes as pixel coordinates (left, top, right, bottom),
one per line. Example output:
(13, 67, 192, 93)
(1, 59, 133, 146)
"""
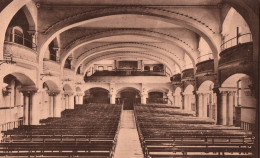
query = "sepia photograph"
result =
(0, 0, 259, 157)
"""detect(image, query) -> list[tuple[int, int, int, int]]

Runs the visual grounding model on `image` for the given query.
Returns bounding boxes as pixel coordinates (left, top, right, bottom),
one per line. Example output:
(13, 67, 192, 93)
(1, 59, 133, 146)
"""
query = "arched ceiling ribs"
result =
(80, 51, 176, 76)
(41, 6, 215, 35)
(63, 28, 195, 53)
(38, 10, 219, 68)
(70, 43, 184, 70)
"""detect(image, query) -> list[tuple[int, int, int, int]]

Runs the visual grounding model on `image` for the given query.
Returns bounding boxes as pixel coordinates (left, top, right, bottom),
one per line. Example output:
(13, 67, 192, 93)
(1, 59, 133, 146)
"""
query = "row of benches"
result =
(0, 103, 122, 157)
(134, 104, 255, 158)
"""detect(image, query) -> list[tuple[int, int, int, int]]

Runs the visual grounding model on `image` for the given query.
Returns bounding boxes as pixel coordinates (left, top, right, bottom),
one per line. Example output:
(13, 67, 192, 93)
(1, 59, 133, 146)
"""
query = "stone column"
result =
(69, 94, 74, 109)
(65, 95, 69, 109)
(181, 93, 184, 109)
(23, 93, 29, 125)
(54, 93, 62, 117)
(141, 93, 147, 104)
(203, 93, 208, 118)
(197, 93, 203, 117)
(227, 91, 235, 126)
(31, 92, 40, 125)
(79, 95, 83, 104)
(49, 95, 54, 117)
(53, 47, 60, 62)
(110, 93, 116, 104)
(217, 91, 228, 125)
(27, 30, 37, 50)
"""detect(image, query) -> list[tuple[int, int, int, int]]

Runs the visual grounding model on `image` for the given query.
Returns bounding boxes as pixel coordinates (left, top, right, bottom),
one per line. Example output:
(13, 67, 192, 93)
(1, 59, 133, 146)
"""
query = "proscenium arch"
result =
(60, 29, 197, 65)
(72, 42, 184, 71)
(81, 51, 176, 76)
(38, 11, 218, 70)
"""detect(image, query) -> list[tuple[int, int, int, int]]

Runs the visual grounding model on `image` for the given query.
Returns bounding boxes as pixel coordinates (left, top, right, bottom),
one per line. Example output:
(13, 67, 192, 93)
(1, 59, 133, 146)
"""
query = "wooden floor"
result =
(114, 110, 144, 158)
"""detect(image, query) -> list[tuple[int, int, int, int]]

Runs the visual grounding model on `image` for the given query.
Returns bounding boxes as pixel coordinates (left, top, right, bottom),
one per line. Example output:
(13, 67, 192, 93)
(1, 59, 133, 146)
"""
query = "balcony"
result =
(43, 60, 60, 74)
(91, 69, 165, 76)
(181, 68, 194, 81)
(4, 41, 37, 65)
(171, 73, 181, 85)
(219, 42, 253, 69)
(147, 98, 168, 104)
(85, 75, 170, 83)
(196, 59, 214, 75)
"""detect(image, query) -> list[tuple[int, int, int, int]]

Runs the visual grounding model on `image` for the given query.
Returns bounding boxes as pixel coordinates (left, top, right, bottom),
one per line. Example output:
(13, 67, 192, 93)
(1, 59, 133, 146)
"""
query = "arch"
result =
(174, 87, 182, 95)
(184, 84, 194, 94)
(222, 7, 251, 49)
(116, 86, 141, 95)
(63, 84, 73, 92)
(2, 70, 36, 87)
(82, 52, 175, 76)
(73, 43, 183, 71)
(61, 29, 196, 66)
(38, 11, 219, 71)
(221, 73, 250, 87)
(43, 80, 59, 91)
(22, 5, 36, 30)
(0, 0, 30, 60)
(148, 91, 164, 98)
(76, 87, 82, 92)
(3, 73, 35, 86)
(147, 88, 168, 94)
(198, 80, 214, 91)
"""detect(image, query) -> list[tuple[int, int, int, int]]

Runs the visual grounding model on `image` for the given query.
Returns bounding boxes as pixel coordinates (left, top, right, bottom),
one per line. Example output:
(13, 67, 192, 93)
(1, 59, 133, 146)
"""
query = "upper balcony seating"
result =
(91, 69, 165, 76)
(134, 104, 255, 158)
(0, 103, 122, 157)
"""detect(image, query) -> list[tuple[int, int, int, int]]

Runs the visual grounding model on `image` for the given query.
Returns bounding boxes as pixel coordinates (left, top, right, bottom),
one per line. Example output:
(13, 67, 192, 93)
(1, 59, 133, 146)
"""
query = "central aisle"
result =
(114, 110, 144, 158)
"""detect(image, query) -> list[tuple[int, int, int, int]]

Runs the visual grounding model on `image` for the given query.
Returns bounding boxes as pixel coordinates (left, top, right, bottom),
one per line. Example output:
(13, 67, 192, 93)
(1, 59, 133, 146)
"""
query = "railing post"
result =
(236, 27, 239, 45)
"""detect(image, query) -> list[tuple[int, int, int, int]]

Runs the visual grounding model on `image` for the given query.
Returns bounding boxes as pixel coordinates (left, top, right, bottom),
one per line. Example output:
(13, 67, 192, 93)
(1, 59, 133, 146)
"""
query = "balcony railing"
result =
(6, 33, 37, 49)
(147, 98, 168, 104)
(197, 53, 213, 62)
(91, 69, 165, 76)
(221, 33, 252, 51)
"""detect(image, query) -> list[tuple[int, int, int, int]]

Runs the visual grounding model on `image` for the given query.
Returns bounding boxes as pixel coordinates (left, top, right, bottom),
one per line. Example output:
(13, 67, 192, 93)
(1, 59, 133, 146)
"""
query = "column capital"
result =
(47, 90, 60, 96)
(19, 86, 38, 95)
(27, 30, 37, 36)
(64, 91, 74, 96)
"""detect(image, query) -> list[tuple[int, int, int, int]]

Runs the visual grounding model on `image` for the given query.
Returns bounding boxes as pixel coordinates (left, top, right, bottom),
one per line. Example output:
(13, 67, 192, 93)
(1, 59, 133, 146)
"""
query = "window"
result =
(144, 66, 150, 71)
(107, 66, 112, 71)
(98, 66, 104, 71)
(12, 26, 24, 45)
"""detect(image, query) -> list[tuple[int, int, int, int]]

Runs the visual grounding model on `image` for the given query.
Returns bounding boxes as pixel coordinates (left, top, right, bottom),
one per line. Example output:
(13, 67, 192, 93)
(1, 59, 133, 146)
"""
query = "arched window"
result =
(98, 66, 104, 71)
(144, 66, 150, 71)
(153, 66, 160, 72)
(107, 66, 113, 71)
(12, 26, 24, 45)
